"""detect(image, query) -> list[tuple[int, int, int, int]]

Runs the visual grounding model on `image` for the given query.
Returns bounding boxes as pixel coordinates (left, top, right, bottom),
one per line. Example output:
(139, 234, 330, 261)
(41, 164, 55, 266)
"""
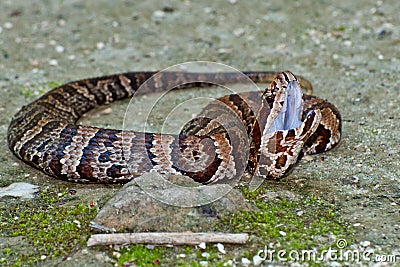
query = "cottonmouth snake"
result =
(7, 71, 341, 184)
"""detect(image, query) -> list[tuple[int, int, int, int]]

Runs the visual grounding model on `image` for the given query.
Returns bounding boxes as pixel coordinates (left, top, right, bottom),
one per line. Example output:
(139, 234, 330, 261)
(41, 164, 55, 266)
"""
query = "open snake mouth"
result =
(267, 80, 304, 133)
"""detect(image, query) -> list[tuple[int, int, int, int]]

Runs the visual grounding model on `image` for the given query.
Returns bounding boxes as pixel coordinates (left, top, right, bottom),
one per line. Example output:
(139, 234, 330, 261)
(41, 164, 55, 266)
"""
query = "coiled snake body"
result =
(7, 71, 341, 184)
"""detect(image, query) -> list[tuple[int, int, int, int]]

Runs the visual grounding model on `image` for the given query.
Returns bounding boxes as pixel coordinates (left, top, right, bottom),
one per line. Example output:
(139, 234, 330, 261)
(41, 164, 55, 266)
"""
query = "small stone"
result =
(217, 243, 225, 254)
(49, 40, 57, 46)
(112, 251, 121, 258)
(96, 42, 105, 50)
(68, 55, 76, 60)
(199, 261, 208, 266)
(153, 10, 165, 18)
(223, 260, 233, 266)
(55, 45, 65, 53)
(353, 223, 361, 227)
(4, 22, 13, 29)
(279, 230, 287, 236)
(58, 19, 66, 26)
(204, 7, 213, 14)
(177, 254, 186, 258)
(201, 252, 210, 258)
(253, 255, 263, 265)
(162, 6, 175, 13)
(0, 26, 2, 33)
(343, 40, 352, 47)
(303, 155, 313, 162)
(198, 242, 206, 249)
(360, 240, 371, 247)
(40, 255, 47, 260)
(378, 54, 384, 60)
(49, 59, 58, 66)
(0, 182, 39, 199)
(241, 258, 251, 265)
(233, 28, 245, 37)
(296, 210, 304, 216)
(35, 43, 46, 49)
(73, 220, 81, 228)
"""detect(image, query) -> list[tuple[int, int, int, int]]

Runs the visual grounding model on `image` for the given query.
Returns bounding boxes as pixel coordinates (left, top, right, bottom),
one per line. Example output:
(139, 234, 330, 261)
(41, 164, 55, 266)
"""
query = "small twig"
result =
(87, 232, 249, 246)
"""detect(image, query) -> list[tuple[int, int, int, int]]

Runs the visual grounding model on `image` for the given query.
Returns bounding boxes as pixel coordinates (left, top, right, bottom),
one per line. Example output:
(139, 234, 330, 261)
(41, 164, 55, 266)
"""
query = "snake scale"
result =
(7, 71, 341, 184)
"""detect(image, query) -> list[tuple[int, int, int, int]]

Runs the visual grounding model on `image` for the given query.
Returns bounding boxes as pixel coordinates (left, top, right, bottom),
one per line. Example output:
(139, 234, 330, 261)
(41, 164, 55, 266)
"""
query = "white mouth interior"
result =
(268, 80, 304, 133)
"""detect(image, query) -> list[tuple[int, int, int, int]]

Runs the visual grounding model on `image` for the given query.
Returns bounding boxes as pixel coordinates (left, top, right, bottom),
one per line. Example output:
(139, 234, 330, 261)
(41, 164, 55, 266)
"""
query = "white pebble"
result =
(296, 210, 304, 216)
(198, 242, 206, 249)
(4, 22, 13, 29)
(199, 261, 208, 267)
(279, 230, 287, 236)
(153, 10, 165, 18)
(68, 55, 76, 60)
(55, 45, 65, 53)
(233, 28, 245, 37)
(49, 59, 58, 66)
(40, 255, 47, 260)
(378, 54, 384, 60)
(217, 243, 225, 254)
(343, 40, 352, 47)
(360, 240, 371, 247)
(73, 220, 81, 228)
(201, 252, 210, 258)
(253, 255, 263, 265)
(241, 257, 251, 265)
(0, 26, 2, 33)
(204, 7, 213, 14)
(58, 19, 66, 26)
(223, 260, 233, 266)
(112, 251, 121, 258)
(49, 40, 57, 46)
(96, 42, 105, 50)
(35, 43, 46, 49)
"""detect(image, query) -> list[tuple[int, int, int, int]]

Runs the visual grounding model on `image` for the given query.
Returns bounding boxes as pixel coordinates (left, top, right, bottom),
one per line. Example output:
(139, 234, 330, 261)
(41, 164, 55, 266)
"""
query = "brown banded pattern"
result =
(7, 71, 341, 184)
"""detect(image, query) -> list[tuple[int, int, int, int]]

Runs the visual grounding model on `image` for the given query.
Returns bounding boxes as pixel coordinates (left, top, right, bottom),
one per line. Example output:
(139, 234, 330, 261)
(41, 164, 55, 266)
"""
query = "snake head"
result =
(261, 71, 304, 134)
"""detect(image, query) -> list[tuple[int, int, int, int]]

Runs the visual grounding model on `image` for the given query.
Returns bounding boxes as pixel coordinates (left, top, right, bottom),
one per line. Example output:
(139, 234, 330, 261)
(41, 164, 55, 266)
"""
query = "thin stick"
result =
(87, 232, 249, 246)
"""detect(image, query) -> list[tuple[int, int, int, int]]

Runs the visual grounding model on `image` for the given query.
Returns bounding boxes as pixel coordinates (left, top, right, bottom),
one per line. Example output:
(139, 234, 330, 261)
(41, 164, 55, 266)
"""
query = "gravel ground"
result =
(0, 0, 399, 266)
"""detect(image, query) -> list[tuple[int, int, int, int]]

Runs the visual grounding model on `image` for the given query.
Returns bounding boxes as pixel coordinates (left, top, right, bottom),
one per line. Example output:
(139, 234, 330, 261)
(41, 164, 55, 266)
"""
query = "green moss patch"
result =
(0, 188, 97, 266)
(224, 188, 350, 247)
